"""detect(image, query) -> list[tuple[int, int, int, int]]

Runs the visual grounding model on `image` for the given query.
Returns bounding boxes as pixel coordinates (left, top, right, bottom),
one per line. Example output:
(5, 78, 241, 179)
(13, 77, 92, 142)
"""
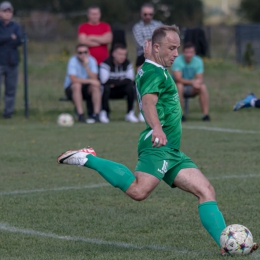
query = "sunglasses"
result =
(77, 51, 88, 55)
(143, 13, 153, 17)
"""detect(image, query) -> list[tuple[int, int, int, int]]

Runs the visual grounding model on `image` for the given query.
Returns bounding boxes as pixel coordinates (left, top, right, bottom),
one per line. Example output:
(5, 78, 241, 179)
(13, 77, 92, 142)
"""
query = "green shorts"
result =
(135, 147, 197, 188)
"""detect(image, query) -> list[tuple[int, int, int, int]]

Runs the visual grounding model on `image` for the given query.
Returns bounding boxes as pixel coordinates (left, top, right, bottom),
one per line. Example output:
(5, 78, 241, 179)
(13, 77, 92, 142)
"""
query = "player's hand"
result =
(192, 79, 202, 89)
(110, 84, 115, 88)
(143, 39, 152, 59)
(88, 79, 100, 86)
(83, 56, 89, 66)
(152, 125, 167, 148)
(11, 34, 17, 40)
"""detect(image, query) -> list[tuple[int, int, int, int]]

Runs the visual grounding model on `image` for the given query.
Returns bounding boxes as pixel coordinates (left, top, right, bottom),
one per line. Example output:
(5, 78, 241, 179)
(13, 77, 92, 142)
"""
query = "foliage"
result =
(239, 0, 260, 22)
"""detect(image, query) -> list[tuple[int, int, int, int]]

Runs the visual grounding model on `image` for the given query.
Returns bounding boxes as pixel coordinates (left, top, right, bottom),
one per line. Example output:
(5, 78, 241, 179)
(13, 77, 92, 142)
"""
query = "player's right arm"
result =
(142, 93, 167, 147)
(78, 33, 100, 47)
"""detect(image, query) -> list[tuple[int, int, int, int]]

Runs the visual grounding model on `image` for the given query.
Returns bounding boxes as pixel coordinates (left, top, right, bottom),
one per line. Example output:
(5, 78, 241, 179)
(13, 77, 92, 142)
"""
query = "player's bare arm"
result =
(78, 33, 100, 47)
(69, 75, 99, 86)
(88, 32, 112, 45)
(142, 93, 167, 147)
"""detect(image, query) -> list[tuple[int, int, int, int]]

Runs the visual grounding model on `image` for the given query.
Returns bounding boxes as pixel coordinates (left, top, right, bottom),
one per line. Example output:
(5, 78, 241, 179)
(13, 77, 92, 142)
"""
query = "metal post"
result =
(23, 31, 29, 118)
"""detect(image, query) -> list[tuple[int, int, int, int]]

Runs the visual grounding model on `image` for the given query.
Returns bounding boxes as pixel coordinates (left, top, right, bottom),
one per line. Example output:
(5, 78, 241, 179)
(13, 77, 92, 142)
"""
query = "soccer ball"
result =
(57, 113, 74, 127)
(220, 224, 254, 255)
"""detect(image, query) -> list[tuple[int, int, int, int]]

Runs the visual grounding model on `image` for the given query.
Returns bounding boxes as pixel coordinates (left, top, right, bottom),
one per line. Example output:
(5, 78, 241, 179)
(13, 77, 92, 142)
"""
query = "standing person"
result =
(57, 25, 259, 255)
(78, 5, 112, 66)
(132, 3, 162, 70)
(99, 44, 138, 123)
(64, 44, 102, 123)
(0, 1, 22, 118)
(132, 3, 162, 122)
(172, 42, 210, 122)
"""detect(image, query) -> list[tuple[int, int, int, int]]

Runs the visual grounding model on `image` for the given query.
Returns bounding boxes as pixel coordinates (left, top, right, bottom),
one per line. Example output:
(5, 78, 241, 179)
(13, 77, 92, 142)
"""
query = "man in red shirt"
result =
(78, 6, 112, 65)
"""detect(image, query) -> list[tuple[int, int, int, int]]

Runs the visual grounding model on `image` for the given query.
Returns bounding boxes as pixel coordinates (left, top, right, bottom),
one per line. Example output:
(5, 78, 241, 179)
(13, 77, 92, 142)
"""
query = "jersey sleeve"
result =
(195, 58, 204, 74)
(171, 57, 183, 71)
(78, 24, 86, 35)
(139, 70, 164, 97)
(102, 23, 111, 33)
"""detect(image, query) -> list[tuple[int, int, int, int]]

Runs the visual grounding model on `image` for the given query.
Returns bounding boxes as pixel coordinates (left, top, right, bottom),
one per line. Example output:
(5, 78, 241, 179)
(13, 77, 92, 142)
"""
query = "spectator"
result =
(99, 44, 138, 123)
(132, 3, 162, 70)
(78, 5, 112, 66)
(172, 42, 210, 122)
(0, 1, 22, 118)
(64, 44, 102, 123)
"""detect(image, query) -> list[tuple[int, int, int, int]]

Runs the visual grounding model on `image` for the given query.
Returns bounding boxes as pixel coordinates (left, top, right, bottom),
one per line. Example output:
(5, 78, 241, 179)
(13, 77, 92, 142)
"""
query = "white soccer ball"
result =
(220, 224, 254, 255)
(57, 113, 74, 127)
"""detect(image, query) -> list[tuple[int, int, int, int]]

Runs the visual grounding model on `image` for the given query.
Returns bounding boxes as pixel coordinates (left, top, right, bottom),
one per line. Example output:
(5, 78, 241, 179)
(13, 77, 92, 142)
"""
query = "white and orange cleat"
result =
(57, 147, 96, 166)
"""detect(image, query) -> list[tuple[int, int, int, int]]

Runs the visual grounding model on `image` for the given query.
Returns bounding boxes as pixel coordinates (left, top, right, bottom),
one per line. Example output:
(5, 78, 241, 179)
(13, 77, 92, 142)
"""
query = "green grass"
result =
(0, 42, 260, 259)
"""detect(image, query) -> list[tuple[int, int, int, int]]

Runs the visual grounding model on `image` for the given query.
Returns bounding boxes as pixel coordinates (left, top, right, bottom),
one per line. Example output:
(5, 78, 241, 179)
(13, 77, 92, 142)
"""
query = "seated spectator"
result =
(171, 42, 210, 122)
(64, 44, 102, 123)
(99, 44, 138, 123)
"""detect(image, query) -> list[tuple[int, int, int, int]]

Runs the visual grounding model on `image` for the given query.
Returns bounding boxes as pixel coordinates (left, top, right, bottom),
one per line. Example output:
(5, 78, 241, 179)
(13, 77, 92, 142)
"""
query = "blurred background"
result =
(2, 0, 260, 120)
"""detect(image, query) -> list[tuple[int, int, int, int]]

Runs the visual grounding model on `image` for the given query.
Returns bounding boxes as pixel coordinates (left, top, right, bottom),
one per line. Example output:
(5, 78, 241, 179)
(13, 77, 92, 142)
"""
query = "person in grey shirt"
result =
(0, 1, 22, 118)
(132, 3, 162, 70)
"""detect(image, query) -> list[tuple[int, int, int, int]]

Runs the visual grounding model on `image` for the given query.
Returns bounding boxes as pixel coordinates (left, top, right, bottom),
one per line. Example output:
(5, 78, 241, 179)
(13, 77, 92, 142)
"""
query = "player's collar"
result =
(145, 59, 166, 70)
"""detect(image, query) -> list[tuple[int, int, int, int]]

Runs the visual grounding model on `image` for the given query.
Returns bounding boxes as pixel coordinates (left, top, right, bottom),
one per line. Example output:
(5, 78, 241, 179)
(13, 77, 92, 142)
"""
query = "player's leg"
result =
(88, 81, 101, 115)
(173, 168, 226, 247)
(71, 83, 84, 115)
(190, 84, 210, 120)
(233, 93, 257, 111)
(57, 148, 160, 200)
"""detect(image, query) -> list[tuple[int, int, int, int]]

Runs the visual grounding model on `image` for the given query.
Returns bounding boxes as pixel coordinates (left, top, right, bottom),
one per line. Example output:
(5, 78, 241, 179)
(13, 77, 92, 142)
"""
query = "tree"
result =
(239, 0, 260, 23)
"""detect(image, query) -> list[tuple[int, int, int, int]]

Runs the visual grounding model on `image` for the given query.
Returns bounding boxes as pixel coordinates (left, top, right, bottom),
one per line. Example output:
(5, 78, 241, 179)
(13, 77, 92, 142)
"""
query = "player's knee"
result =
(200, 183, 215, 201)
(71, 83, 81, 91)
(131, 190, 149, 201)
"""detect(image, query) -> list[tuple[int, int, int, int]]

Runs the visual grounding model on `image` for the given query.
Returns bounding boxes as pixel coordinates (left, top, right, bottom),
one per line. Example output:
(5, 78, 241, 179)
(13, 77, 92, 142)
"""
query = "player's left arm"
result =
(88, 32, 112, 45)
(142, 94, 167, 148)
(193, 58, 204, 87)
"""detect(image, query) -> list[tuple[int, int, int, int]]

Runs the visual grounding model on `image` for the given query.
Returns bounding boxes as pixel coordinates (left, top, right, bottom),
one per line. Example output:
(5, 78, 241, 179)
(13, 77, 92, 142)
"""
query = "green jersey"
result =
(135, 60, 182, 153)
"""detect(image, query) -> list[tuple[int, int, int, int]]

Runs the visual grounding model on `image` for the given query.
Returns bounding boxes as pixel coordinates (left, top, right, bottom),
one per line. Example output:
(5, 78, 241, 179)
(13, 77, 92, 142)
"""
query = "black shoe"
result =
(86, 114, 100, 124)
(78, 114, 86, 123)
(202, 115, 211, 121)
(182, 115, 186, 122)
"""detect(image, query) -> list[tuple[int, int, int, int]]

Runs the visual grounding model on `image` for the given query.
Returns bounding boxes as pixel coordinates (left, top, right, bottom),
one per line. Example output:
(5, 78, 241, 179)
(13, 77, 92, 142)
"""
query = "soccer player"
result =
(233, 93, 260, 111)
(57, 25, 258, 255)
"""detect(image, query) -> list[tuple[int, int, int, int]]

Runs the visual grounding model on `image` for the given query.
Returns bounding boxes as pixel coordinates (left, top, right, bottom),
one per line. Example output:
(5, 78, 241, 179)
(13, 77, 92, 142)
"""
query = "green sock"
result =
(84, 155, 136, 192)
(198, 201, 226, 247)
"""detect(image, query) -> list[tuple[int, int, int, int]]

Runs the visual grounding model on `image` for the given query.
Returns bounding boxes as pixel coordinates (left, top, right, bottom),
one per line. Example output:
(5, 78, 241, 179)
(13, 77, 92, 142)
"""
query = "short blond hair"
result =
(152, 25, 180, 46)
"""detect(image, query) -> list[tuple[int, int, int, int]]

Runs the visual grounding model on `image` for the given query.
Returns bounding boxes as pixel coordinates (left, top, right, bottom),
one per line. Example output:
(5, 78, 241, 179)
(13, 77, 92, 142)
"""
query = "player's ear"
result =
(154, 43, 160, 53)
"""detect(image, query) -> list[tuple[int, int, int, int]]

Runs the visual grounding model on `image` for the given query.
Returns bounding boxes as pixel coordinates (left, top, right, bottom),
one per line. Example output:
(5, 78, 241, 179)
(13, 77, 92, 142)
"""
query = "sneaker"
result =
(57, 147, 96, 166)
(138, 112, 145, 122)
(86, 114, 100, 124)
(202, 115, 211, 121)
(250, 243, 259, 254)
(78, 114, 86, 123)
(99, 110, 109, 123)
(233, 93, 257, 111)
(125, 110, 138, 123)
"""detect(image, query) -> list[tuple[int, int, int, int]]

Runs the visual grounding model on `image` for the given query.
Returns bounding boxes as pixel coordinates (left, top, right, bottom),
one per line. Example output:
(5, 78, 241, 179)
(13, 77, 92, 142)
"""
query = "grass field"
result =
(0, 41, 260, 259)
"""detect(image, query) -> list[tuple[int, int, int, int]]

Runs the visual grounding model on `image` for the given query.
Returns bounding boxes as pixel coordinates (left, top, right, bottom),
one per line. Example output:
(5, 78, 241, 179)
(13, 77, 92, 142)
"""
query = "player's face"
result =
(141, 7, 154, 24)
(0, 9, 13, 22)
(112, 48, 127, 64)
(183, 47, 195, 63)
(87, 8, 101, 24)
(76, 47, 89, 62)
(155, 31, 180, 67)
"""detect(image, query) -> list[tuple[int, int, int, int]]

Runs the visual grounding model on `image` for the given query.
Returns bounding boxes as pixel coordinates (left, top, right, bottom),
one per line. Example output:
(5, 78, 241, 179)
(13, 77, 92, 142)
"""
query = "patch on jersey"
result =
(158, 160, 168, 175)
(173, 93, 179, 101)
(138, 68, 144, 77)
